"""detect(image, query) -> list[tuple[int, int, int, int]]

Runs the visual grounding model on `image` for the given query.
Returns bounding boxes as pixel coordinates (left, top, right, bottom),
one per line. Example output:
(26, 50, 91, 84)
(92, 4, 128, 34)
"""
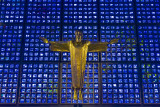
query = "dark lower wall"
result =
(0, 104, 159, 107)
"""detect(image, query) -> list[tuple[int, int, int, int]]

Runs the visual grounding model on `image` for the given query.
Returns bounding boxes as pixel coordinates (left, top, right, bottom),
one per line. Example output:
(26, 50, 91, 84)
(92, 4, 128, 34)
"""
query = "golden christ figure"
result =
(40, 30, 118, 100)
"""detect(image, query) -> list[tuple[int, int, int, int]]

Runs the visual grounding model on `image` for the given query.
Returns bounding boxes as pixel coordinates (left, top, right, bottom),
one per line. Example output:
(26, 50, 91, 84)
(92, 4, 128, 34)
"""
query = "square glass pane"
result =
(0, 25, 22, 61)
(0, 0, 25, 23)
(136, 0, 160, 23)
(100, 0, 134, 23)
(19, 63, 59, 104)
(102, 63, 141, 104)
(100, 25, 136, 61)
(23, 25, 60, 61)
(63, 0, 97, 23)
(138, 26, 160, 61)
(142, 64, 160, 104)
(0, 64, 19, 104)
(26, 0, 61, 23)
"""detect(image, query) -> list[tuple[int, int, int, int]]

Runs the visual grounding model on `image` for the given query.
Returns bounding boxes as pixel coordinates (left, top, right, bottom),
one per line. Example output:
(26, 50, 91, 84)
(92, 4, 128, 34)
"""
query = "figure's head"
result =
(75, 30, 83, 42)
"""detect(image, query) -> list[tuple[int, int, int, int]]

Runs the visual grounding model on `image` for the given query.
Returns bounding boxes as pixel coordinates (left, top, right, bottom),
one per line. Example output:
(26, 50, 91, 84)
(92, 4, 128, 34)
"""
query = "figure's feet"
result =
(73, 89, 77, 100)
(79, 89, 83, 100)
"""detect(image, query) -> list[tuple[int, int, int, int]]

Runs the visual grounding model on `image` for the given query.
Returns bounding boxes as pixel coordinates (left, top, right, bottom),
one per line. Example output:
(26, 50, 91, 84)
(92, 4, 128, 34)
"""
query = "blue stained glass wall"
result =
(0, 0, 160, 105)
(62, 25, 98, 41)
(100, 0, 134, 23)
(136, 0, 160, 23)
(0, 25, 23, 61)
(19, 63, 59, 104)
(0, 64, 19, 104)
(138, 26, 160, 61)
(102, 63, 141, 104)
(142, 64, 160, 104)
(26, 0, 61, 23)
(0, 0, 25, 23)
(23, 25, 60, 61)
(63, 0, 97, 23)
(100, 25, 137, 61)
(61, 63, 99, 104)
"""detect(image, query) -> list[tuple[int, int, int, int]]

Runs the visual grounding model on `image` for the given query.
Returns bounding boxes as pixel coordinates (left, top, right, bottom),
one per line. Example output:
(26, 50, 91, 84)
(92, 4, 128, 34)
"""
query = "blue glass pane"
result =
(19, 63, 59, 104)
(23, 25, 60, 61)
(26, 0, 61, 23)
(0, 0, 25, 23)
(138, 26, 160, 61)
(63, 0, 97, 23)
(102, 63, 140, 104)
(61, 63, 99, 104)
(63, 25, 98, 41)
(100, 0, 134, 23)
(136, 0, 160, 23)
(0, 64, 19, 104)
(142, 64, 160, 104)
(62, 25, 99, 61)
(0, 25, 22, 61)
(100, 25, 136, 61)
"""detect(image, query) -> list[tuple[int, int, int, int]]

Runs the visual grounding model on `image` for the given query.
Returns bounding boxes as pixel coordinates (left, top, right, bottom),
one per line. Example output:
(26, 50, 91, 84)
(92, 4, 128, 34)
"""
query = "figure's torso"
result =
(69, 40, 90, 88)
(69, 40, 90, 65)
(69, 40, 90, 70)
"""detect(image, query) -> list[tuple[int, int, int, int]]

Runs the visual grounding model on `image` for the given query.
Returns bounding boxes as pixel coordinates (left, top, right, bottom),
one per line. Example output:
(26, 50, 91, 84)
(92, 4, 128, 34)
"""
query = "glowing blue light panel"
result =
(61, 63, 99, 104)
(19, 63, 59, 104)
(23, 25, 60, 61)
(138, 26, 160, 61)
(102, 63, 140, 104)
(62, 25, 99, 61)
(0, 0, 25, 23)
(63, 25, 98, 41)
(63, 0, 97, 23)
(0, 64, 19, 104)
(100, 25, 136, 61)
(100, 0, 134, 23)
(136, 0, 160, 23)
(0, 25, 22, 61)
(26, 0, 61, 23)
(142, 64, 160, 104)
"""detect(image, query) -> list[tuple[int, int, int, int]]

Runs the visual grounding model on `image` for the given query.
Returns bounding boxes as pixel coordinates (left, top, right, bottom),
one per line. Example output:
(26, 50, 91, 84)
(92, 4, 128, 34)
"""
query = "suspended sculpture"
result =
(40, 30, 118, 100)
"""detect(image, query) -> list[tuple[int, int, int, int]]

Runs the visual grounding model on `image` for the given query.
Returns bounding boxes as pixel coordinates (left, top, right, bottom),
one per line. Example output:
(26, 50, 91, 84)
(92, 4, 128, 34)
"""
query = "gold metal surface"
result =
(40, 30, 118, 100)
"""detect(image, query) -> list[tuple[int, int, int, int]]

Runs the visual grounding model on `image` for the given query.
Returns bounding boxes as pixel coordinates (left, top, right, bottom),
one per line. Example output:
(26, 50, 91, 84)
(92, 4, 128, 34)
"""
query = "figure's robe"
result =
(49, 40, 90, 89)
(69, 41, 90, 89)
(49, 40, 110, 89)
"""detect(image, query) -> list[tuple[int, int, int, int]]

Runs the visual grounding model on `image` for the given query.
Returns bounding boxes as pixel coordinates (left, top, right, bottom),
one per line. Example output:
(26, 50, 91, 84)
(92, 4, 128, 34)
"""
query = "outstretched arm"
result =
(39, 37, 70, 52)
(88, 39, 119, 52)
(109, 39, 119, 44)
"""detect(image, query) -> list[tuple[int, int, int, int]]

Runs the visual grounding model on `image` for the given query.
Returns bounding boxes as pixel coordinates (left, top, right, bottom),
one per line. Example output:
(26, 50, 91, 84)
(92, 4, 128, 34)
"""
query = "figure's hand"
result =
(39, 36, 49, 43)
(110, 39, 119, 44)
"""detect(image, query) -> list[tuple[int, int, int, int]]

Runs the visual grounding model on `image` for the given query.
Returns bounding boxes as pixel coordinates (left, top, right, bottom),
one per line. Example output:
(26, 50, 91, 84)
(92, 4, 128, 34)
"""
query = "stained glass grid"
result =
(141, 63, 160, 104)
(0, 25, 23, 61)
(23, 25, 60, 61)
(102, 63, 141, 104)
(99, 0, 134, 23)
(1, 0, 160, 105)
(60, 63, 99, 104)
(19, 63, 59, 104)
(63, 0, 97, 23)
(26, 0, 61, 24)
(136, 0, 160, 23)
(62, 25, 99, 62)
(0, 64, 19, 104)
(138, 25, 160, 61)
(100, 25, 137, 61)
(0, 0, 25, 23)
